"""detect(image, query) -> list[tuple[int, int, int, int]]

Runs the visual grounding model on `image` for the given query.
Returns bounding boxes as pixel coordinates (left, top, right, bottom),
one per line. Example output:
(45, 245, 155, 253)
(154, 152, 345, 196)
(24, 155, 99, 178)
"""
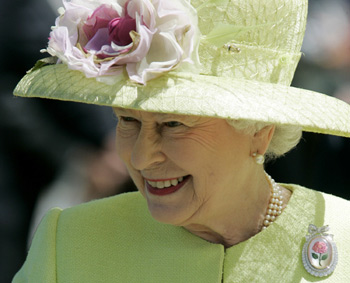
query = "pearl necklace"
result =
(262, 173, 284, 230)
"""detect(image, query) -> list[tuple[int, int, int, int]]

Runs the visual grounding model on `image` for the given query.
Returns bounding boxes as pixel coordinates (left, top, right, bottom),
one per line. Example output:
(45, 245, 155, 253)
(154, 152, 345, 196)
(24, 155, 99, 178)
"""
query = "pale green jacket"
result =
(13, 185, 350, 282)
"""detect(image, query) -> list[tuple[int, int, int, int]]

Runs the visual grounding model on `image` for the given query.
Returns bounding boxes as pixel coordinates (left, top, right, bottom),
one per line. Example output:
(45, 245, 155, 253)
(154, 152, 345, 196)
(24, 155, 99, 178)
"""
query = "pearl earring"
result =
(252, 152, 265, 165)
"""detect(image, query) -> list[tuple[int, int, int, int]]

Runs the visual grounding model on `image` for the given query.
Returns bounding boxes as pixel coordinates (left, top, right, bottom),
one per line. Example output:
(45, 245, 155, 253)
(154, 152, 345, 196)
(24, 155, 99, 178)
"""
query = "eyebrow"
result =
(113, 108, 134, 115)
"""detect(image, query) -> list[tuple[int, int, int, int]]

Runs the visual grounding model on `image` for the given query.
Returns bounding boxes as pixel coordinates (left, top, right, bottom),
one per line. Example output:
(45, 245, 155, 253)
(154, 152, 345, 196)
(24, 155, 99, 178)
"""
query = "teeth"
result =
(147, 177, 185, 189)
(156, 182, 164, 189)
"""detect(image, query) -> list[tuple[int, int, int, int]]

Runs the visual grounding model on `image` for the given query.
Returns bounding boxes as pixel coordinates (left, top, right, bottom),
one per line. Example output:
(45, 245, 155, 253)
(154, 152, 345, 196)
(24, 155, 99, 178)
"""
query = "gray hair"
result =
(226, 119, 302, 161)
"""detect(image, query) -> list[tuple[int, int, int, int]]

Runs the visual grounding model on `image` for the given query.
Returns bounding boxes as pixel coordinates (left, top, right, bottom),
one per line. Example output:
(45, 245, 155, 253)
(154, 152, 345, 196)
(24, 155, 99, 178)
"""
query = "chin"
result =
(146, 201, 190, 226)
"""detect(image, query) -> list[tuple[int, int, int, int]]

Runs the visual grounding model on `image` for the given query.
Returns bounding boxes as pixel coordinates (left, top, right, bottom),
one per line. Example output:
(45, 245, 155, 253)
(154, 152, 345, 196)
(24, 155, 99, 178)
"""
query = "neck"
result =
(183, 170, 290, 248)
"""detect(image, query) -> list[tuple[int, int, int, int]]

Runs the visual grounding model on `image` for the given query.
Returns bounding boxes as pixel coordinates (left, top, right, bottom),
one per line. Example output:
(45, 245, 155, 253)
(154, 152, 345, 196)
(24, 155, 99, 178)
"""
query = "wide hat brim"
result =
(14, 64, 350, 137)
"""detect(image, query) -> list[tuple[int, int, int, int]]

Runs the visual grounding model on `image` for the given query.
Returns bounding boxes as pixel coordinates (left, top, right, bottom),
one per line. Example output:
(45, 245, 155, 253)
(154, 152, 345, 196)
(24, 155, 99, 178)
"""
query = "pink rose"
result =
(82, 4, 120, 42)
(312, 241, 328, 254)
(108, 15, 136, 46)
(82, 3, 136, 56)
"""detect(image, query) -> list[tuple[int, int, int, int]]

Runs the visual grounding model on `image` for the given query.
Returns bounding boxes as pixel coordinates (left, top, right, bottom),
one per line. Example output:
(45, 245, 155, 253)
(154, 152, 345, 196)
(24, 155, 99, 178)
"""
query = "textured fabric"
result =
(13, 0, 350, 138)
(13, 185, 350, 282)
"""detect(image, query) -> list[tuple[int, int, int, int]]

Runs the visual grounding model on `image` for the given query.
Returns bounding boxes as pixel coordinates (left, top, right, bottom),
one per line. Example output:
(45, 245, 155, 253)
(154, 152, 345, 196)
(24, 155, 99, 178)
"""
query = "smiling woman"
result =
(113, 108, 274, 238)
(12, 0, 350, 282)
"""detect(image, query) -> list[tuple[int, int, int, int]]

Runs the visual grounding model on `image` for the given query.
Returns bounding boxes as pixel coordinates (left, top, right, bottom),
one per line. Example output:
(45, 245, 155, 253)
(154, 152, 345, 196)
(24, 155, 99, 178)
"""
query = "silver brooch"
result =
(302, 224, 338, 277)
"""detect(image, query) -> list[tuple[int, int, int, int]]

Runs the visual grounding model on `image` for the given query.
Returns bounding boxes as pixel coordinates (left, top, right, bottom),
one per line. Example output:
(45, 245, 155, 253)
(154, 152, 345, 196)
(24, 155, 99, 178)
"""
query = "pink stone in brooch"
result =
(302, 224, 338, 277)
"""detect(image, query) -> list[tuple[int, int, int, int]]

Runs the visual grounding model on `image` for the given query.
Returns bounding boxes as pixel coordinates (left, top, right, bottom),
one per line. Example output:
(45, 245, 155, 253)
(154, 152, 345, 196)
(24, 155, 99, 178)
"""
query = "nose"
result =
(131, 127, 166, 171)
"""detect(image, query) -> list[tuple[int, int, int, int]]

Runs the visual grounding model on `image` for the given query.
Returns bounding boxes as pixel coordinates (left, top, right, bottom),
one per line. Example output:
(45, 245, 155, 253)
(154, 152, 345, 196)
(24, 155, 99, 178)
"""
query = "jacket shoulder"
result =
(59, 191, 147, 226)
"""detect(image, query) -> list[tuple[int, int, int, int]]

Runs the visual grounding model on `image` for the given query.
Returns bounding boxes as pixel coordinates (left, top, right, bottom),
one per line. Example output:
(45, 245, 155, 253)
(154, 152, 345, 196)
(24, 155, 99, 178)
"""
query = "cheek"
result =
(167, 131, 250, 182)
(162, 137, 199, 169)
(115, 130, 143, 188)
(126, 166, 144, 192)
(115, 136, 128, 162)
(164, 136, 216, 179)
(165, 131, 223, 163)
(115, 127, 135, 162)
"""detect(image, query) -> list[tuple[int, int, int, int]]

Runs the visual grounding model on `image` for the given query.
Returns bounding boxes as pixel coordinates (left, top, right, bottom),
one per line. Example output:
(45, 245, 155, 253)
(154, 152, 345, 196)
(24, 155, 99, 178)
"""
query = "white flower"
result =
(45, 0, 200, 84)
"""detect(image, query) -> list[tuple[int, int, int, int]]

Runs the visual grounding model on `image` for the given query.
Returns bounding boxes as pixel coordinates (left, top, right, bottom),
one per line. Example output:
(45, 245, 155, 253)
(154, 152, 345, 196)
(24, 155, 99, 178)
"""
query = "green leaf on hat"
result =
(27, 57, 58, 74)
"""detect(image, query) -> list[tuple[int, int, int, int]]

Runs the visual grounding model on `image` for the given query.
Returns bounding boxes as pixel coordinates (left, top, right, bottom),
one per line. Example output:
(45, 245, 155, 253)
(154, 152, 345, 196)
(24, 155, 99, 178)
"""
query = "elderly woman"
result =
(13, 0, 350, 282)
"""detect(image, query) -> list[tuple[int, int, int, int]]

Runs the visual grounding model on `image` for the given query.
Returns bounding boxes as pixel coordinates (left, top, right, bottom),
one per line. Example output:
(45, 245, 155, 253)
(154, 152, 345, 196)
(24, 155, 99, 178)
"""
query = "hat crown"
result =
(193, 0, 308, 85)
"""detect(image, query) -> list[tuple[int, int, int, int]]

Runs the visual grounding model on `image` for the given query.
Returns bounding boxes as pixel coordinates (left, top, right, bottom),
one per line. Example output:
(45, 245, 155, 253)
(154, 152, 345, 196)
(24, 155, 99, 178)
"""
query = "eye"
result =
(120, 116, 138, 122)
(164, 121, 183, 128)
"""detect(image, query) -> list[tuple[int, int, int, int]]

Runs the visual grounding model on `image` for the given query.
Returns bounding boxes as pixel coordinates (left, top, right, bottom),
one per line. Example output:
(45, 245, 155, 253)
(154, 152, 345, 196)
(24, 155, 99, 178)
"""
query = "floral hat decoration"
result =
(14, 0, 350, 137)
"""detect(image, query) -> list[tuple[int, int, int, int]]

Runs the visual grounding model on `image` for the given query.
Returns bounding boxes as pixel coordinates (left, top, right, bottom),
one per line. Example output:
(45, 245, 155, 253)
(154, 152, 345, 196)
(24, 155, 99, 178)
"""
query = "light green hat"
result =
(14, 0, 350, 137)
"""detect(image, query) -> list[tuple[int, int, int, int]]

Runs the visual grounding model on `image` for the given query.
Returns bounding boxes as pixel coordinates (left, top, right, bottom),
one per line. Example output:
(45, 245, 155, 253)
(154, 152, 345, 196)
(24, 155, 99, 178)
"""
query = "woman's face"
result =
(114, 108, 256, 226)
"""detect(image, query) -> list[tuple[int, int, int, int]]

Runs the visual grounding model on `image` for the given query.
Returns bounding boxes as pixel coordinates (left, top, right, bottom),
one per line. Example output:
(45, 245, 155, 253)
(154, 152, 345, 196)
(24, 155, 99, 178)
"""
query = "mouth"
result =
(145, 175, 190, 196)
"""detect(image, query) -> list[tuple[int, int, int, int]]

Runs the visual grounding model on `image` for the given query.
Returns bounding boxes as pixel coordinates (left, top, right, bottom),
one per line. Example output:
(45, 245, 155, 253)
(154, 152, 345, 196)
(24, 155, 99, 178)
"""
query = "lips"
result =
(145, 176, 190, 196)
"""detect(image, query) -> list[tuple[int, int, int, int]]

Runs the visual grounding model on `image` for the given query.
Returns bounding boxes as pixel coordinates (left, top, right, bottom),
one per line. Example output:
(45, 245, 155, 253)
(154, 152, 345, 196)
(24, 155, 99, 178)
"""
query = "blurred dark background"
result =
(0, 0, 349, 282)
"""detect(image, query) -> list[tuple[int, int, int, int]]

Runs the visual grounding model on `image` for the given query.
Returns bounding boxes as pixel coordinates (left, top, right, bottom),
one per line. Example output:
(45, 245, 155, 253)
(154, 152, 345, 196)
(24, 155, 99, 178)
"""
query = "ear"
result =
(251, 125, 275, 155)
